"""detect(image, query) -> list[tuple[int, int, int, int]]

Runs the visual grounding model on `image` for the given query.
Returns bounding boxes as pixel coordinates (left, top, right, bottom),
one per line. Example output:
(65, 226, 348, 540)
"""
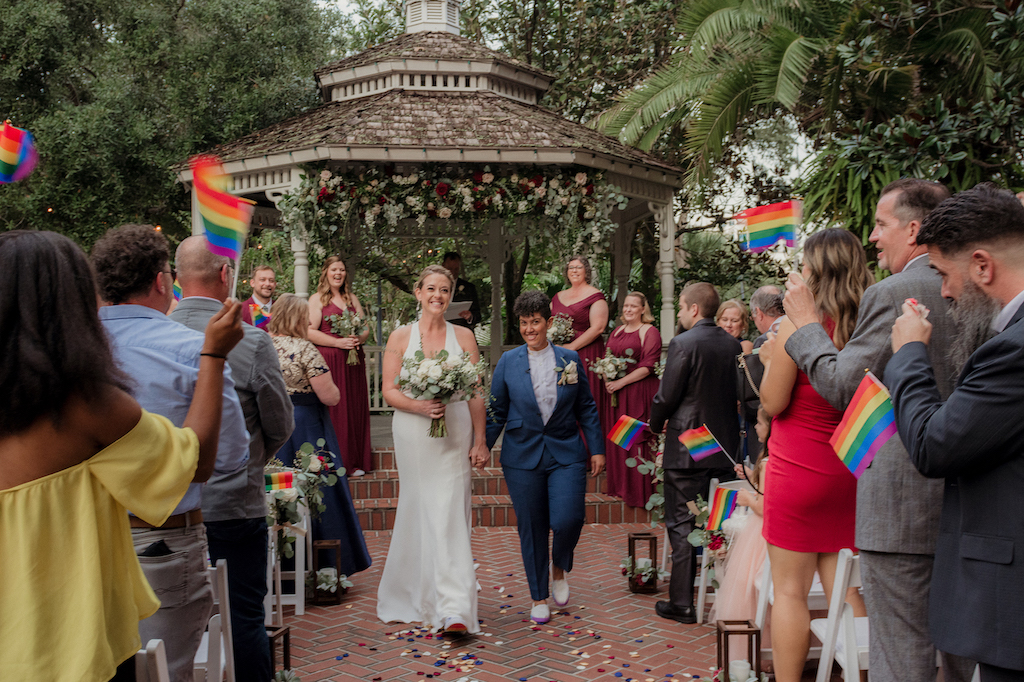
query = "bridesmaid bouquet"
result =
(397, 349, 488, 437)
(546, 313, 575, 345)
(588, 347, 636, 406)
(328, 310, 368, 365)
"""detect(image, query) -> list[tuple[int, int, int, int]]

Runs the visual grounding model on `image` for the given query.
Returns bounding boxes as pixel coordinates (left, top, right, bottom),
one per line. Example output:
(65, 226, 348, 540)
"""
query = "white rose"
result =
(320, 170, 332, 181)
(550, 178, 560, 189)
(307, 458, 322, 473)
(575, 172, 588, 185)
(482, 172, 494, 184)
(439, 207, 452, 218)
(426, 362, 444, 380)
(278, 487, 299, 503)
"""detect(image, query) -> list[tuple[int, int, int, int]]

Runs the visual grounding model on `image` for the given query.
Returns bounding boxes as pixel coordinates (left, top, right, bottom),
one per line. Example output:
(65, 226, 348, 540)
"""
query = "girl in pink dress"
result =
(307, 256, 373, 476)
(602, 292, 661, 507)
(550, 255, 610, 432)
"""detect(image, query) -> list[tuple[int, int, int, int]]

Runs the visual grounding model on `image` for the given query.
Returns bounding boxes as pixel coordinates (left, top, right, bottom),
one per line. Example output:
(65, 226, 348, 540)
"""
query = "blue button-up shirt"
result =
(100, 304, 250, 514)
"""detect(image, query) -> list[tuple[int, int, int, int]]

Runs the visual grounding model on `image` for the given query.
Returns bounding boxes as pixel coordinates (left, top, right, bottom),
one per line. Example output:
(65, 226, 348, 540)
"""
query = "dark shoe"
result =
(655, 601, 696, 624)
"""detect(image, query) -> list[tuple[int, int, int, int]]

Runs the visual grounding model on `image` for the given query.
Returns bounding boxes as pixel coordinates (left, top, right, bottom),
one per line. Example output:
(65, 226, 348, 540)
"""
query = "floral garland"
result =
(278, 163, 628, 258)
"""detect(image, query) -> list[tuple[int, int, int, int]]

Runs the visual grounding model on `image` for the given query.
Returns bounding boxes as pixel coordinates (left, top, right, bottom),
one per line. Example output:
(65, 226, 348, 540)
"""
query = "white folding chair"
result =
(265, 493, 311, 616)
(135, 639, 171, 682)
(810, 548, 869, 682)
(694, 477, 719, 623)
(194, 559, 235, 682)
(754, 554, 829, 661)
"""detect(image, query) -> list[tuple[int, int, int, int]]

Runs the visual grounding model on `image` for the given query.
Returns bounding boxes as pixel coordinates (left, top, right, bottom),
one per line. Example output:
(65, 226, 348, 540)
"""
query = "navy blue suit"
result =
(487, 344, 604, 601)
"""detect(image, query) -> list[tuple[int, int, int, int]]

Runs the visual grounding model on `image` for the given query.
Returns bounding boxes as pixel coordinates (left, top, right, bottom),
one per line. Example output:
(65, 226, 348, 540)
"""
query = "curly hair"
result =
(91, 224, 169, 304)
(513, 290, 552, 320)
(803, 229, 874, 350)
(0, 231, 129, 435)
(565, 255, 593, 284)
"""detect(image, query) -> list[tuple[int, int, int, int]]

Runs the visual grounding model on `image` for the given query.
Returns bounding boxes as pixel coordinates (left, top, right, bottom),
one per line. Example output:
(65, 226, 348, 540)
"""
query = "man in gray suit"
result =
(171, 236, 294, 682)
(650, 282, 741, 624)
(888, 183, 1024, 681)
(782, 179, 972, 682)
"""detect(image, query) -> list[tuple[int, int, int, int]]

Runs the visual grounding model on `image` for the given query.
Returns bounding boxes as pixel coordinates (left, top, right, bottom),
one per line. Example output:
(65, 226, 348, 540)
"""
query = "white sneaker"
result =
(351, 469, 366, 477)
(530, 603, 551, 624)
(552, 575, 570, 607)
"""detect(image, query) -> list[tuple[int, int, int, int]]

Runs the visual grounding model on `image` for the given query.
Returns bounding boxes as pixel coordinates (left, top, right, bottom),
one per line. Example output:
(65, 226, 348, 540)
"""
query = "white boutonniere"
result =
(555, 359, 578, 386)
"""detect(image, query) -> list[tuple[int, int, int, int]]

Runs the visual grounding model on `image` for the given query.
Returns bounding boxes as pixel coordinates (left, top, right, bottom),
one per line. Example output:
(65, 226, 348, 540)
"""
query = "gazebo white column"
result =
(650, 202, 677, 344)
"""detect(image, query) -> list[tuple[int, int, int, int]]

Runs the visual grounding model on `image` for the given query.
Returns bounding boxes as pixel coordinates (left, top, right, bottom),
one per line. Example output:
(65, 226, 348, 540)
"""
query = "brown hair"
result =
(715, 299, 749, 333)
(267, 293, 309, 338)
(565, 255, 593, 284)
(316, 256, 352, 308)
(803, 229, 874, 349)
(251, 264, 275, 278)
(680, 282, 720, 319)
(621, 291, 655, 325)
(880, 179, 951, 225)
(91, 224, 169, 304)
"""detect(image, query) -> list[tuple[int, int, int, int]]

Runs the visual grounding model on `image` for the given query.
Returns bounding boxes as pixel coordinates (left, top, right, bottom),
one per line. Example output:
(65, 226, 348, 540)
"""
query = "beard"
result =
(947, 280, 1001, 375)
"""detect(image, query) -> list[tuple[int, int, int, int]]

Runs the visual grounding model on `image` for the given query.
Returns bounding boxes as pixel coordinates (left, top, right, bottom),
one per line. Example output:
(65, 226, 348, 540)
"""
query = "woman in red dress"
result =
(602, 292, 661, 507)
(551, 255, 610, 432)
(307, 257, 373, 476)
(759, 229, 873, 682)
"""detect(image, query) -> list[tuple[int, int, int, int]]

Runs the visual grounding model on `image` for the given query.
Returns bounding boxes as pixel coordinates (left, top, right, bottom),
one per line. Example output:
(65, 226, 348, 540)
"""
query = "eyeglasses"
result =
(567, 265, 585, 271)
(162, 268, 176, 280)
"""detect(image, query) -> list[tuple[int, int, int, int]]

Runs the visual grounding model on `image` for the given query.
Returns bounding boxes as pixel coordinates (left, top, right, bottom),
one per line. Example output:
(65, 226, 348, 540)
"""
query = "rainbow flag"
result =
(250, 304, 270, 330)
(0, 121, 39, 183)
(173, 279, 183, 301)
(679, 425, 723, 462)
(190, 155, 253, 260)
(829, 371, 898, 479)
(735, 200, 801, 253)
(707, 487, 739, 531)
(265, 471, 294, 491)
(608, 415, 647, 451)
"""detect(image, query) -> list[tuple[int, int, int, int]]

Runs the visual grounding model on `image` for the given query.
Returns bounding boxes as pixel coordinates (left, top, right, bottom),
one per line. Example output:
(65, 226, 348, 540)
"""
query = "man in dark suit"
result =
(650, 282, 741, 624)
(887, 183, 1024, 681)
(783, 179, 973, 682)
(487, 290, 605, 626)
(442, 251, 481, 329)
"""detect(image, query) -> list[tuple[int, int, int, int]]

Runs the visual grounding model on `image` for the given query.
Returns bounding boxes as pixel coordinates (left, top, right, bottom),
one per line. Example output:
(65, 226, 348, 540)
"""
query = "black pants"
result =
(981, 663, 1024, 682)
(110, 657, 135, 681)
(663, 467, 734, 608)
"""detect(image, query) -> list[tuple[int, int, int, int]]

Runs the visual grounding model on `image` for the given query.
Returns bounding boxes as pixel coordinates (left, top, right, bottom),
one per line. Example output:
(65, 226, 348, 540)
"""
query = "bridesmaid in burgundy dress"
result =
(551, 255, 610, 433)
(307, 256, 373, 476)
(603, 292, 661, 507)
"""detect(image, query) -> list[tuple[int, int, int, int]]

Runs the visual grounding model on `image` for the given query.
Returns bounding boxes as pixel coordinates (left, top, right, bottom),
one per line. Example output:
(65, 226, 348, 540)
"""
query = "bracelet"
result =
(200, 352, 227, 359)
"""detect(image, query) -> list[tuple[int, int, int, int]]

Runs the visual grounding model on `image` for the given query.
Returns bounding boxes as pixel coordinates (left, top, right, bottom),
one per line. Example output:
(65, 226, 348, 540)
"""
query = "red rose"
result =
(349, 187, 357, 197)
(378, 196, 388, 205)
(423, 180, 432, 187)
(436, 182, 450, 197)
(472, 170, 484, 184)
(317, 187, 335, 205)
(584, 183, 594, 196)
(708, 535, 724, 551)
(531, 174, 544, 187)
(497, 188, 507, 197)
(519, 182, 531, 195)
(473, 200, 486, 212)
(621, 567, 627, 576)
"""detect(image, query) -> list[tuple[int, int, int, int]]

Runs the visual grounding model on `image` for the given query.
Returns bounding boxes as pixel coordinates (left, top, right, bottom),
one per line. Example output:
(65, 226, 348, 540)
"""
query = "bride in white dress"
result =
(377, 265, 490, 635)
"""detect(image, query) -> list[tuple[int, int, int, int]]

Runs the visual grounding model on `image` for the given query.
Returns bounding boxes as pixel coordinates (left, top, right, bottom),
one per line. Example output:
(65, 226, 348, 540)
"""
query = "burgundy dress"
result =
(604, 325, 661, 507)
(551, 291, 610, 433)
(315, 302, 373, 474)
(762, 324, 855, 552)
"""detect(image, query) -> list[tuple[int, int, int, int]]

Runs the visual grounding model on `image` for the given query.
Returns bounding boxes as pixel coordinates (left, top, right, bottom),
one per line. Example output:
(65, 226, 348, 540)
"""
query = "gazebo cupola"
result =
(314, 0, 550, 106)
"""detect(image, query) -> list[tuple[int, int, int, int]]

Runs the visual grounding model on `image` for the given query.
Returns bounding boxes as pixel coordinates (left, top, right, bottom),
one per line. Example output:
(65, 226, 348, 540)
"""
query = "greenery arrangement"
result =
(625, 432, 666, 526)
(619, 555, 669, 591)
(686, 493, 729, 590)
(265, 441, 342, 560)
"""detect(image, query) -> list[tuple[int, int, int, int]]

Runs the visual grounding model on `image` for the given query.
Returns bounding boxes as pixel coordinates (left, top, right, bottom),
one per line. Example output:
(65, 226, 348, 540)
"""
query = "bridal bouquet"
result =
(397, 349, 488, 437)
(547, 313, 575, 345)
(328, 309, 368, 364)
(588, 347, 636, 406)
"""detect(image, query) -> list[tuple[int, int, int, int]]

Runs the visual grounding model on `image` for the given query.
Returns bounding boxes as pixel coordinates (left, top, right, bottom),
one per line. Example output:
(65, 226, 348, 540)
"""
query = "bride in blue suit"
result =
(487, 290, 605, 624)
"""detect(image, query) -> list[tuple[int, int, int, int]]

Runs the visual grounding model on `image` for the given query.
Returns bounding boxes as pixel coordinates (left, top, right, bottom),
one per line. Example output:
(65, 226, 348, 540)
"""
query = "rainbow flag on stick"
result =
(707, 487, 739, 531)
(679, 424, 731, 463)
(251, 304, 270, 330)
(735, 200, 801, 253)
(265, 470, 294, 491)
(190, 154, 253, 260)
(608, 415, 647, 451)
(830, 371, 899, 479)
(0, 121, 39, 183)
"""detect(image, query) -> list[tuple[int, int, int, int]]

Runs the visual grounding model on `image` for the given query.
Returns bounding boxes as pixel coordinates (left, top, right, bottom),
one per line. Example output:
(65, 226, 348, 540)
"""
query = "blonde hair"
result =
(621, 291, 655, 324)
(267, 293, 309, 338)
(415, 264, 456, 291)
(316, 256, 352, 308)
(715, 299, 749, 336)
(803, 229, 874, 350)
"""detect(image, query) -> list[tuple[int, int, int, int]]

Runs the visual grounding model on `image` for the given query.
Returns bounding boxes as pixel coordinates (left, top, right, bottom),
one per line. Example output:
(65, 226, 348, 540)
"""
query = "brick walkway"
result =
(282, 523, 722, 682)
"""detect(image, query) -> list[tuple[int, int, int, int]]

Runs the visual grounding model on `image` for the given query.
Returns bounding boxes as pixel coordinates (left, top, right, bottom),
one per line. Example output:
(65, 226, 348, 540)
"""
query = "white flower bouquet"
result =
(588, 347, 636, 406)
(397, 349, 488, 437)
(547, 313, 575, 345)
(328, 309, 368, 364)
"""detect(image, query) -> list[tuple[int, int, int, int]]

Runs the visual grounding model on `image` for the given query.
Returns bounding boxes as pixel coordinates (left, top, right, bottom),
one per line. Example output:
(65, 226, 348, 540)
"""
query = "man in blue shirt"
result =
(93, 224, 249, 682)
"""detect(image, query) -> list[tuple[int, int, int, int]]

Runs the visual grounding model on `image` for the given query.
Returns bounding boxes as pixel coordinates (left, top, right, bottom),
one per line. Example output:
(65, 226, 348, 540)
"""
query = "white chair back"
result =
(810, 548, 869, 682)
(193, 559, 235, 682)
(694, 477, 719, 624)
(135, 639, 171, 682)
(754, 554, 829, 662)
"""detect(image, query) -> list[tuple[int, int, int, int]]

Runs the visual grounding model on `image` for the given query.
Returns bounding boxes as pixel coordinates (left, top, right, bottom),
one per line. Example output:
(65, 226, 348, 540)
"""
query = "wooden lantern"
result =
(715, 619, 761, 679)
(626, 531, 659, 594)
(310, 539, 345, 606)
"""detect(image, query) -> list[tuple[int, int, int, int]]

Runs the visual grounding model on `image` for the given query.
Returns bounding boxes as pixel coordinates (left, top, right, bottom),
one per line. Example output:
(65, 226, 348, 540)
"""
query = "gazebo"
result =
(177, 0, 684, 362)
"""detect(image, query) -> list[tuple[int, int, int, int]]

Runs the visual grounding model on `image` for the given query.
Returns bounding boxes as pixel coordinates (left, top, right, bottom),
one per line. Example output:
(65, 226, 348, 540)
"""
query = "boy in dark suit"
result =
(487, 290, 605, 625)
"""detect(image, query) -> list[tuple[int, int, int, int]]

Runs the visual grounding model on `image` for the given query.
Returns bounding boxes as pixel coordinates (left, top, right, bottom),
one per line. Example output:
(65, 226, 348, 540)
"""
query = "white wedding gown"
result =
(376, 320, 479, 633)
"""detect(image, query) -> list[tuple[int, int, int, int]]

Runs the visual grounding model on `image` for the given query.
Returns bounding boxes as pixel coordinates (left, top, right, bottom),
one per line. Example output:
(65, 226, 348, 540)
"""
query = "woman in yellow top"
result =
(0, 231, 243, 682)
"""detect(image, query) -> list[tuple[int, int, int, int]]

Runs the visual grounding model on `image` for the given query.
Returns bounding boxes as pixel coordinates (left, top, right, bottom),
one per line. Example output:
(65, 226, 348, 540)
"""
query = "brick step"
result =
(348, 467, 608, 499)
(355, 492, 652, 531)
(370, 445, 503, 471)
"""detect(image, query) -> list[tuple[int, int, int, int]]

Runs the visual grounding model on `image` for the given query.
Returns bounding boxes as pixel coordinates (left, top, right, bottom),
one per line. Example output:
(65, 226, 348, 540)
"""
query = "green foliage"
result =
(676, 231, 789, 306)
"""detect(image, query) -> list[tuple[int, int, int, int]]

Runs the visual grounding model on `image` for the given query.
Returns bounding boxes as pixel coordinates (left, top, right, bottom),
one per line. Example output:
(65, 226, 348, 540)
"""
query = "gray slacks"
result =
(860, 550, 975, 682)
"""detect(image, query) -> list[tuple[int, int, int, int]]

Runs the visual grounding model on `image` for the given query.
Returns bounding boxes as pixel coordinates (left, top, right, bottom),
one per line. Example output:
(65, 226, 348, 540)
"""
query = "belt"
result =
(130, 509, 203, 529)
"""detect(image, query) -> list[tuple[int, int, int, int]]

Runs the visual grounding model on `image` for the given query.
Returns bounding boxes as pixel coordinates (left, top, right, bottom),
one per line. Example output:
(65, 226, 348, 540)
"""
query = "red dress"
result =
(604, 325, 661, 507)
(762, 360, 856, 553)
(551, 291, 610, 433)
(315, 302, 373, 474)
